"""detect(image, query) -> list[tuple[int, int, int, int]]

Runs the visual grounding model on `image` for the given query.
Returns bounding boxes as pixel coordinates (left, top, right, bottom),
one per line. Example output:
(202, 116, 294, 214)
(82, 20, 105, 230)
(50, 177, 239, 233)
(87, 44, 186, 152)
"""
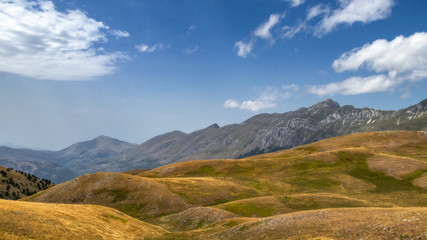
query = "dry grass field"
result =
(8, 131, 427, 239)
(0, 199, 167, 240)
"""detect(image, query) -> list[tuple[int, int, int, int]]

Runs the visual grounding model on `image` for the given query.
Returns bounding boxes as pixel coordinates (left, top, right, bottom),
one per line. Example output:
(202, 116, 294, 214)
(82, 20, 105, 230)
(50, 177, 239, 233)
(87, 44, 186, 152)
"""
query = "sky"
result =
(0, 0, 426, 150)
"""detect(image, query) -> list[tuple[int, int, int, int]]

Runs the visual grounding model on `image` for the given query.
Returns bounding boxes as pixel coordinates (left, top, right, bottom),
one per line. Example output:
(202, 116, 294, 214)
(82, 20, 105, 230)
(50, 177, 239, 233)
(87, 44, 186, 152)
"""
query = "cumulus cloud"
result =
(314, 0, 394, 36)
(135, 43, 164, 53)
(309, 32, 427, 95)
(309, 74, 393, 95)
(254, 13, 284, 40)
(284, 0, 306, 7)
(0, 0, 127, 80)
(111, 30, 130, 38)
(224, 85, 298, 112)
(235, 40, 255, 58)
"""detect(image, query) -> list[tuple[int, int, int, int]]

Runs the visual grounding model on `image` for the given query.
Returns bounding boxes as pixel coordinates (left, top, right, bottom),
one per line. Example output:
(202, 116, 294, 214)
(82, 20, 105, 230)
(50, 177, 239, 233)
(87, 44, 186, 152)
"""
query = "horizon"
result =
(0, 97, 425, 151)
(1, 0, 426, 150)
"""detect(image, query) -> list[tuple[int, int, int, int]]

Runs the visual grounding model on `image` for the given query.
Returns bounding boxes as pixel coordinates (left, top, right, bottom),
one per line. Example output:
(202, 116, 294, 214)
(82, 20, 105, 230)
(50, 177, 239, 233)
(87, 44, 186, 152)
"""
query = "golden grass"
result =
(206, 207, 427, 240)
(20, 131, 427, 239)
(0, 199, 167, 240)
(23, 172, 190, 218)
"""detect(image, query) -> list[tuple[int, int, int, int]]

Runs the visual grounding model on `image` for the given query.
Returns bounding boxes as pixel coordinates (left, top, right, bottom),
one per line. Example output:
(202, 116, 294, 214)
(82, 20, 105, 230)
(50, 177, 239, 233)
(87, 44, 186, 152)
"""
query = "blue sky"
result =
(0, 0, 426, 150)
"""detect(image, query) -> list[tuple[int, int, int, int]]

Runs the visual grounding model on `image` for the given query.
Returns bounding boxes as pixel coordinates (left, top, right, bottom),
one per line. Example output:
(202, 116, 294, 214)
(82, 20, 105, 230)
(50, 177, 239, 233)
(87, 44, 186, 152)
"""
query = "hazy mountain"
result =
(1, 98, 426, 178)
(0, 146, 76, 183)
(90, 98, 427, 172)
(50, 136, 137, 175)
(0, 136, 136, 182)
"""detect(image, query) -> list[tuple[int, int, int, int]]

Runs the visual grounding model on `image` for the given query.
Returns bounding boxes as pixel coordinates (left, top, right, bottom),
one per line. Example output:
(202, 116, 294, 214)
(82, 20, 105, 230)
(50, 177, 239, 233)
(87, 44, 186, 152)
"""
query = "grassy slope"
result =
(22, 131, 427, 239)
(0, 199, 167, 240)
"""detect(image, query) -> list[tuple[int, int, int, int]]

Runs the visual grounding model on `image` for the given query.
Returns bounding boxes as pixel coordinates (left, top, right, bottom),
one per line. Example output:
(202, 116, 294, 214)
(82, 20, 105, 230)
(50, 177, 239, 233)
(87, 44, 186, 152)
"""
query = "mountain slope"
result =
(99, 98, 427, 172)
(0, 166, 53, 200)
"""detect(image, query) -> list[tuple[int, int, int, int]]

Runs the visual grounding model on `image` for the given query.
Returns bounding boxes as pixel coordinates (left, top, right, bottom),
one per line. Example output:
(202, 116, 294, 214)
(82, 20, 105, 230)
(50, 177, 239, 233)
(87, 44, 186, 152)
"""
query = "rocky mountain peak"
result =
(207, 123, 220, 129)
(310, 99, 340, 109)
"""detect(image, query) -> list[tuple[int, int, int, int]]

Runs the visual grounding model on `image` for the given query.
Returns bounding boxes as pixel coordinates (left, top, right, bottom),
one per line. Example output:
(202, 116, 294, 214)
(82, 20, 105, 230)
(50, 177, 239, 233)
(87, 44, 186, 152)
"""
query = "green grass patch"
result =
(295, 147, 317, 154)
(342, 152, 426, 193)
(184, 165, 223, 176)
(100, 213, 128, 223)
(116, 203, 147, 219)
(94, 188, 131, 203)
(223, 220, 239, 227)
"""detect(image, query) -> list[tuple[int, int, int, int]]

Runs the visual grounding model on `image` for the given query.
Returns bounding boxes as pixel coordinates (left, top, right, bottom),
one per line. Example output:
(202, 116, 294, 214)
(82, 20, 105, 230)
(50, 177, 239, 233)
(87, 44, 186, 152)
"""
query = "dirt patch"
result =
(367, 154, 427, 179)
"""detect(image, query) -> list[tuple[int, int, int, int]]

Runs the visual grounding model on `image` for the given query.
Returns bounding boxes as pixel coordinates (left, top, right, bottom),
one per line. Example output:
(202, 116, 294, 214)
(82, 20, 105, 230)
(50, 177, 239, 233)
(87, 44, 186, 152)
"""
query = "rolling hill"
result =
(22, 131, 427, 239)
(0, 199, 167, 240)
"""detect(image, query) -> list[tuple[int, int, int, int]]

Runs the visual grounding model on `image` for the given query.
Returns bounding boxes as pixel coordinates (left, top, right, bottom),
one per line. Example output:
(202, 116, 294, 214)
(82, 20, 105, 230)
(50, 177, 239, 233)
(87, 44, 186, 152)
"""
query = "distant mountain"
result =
(0, 136, 136, 182)
(90, 98, 427, 172)
(1, 98, 426, 178)
(0, 146, 76, 183)
(50, 136, 137, 175)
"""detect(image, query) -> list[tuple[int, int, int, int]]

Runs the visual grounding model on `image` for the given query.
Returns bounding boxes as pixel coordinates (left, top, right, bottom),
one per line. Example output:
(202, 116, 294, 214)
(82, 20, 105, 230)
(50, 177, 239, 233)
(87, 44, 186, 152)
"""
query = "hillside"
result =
(0, 199, 167, 240)
(0, 166, 53, 200)
(24, 131, 427, 239)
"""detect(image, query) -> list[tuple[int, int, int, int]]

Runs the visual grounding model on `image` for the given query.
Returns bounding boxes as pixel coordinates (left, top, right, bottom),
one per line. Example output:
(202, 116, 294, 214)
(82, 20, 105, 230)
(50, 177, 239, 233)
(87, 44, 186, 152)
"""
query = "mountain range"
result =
(1, 98, 426, 182)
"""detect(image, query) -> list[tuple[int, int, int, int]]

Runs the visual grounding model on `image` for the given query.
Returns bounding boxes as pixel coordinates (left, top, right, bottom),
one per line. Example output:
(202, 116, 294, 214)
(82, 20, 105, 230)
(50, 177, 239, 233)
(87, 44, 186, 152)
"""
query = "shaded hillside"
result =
(0, 199, 167, 240)
(25, 131, 427, 239)
(97, 98, 427, 172)
(0, 166, 53, 200)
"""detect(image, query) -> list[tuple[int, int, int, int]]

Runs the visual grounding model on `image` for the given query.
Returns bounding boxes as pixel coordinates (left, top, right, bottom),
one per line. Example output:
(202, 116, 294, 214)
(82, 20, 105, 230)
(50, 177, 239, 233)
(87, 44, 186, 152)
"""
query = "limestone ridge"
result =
(97, 98, 427, 172)
(1, 98, 426, 179)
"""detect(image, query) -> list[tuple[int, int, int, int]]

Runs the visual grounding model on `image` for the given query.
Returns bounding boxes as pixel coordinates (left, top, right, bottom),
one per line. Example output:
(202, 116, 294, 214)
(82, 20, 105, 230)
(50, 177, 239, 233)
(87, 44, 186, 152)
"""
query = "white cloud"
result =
(332, 32, 427, 75)
(224, 85, 298, 112)
(306, 4, 330, 21)
(0, 0, 126, 80)
(135, 43, 164, 53)
(315, 0, 394, 36)
(254, 13, 284, 40)
(111, 30, 130, 38)
(310, 32, 427, 95)
(282, 22, 306, 39)
(184, 46, 199, 54)
(284, 0, 306, 7)
(309, 74, 393, 95)
(235, 40, 254, 58)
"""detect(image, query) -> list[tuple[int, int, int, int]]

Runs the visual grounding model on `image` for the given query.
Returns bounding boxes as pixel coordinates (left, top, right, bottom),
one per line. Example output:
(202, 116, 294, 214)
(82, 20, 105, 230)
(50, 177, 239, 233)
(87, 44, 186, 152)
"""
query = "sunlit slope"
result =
(0, 199, 167, 240)
(201, 207, 427, 240)
(27, 131, 427, 220)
